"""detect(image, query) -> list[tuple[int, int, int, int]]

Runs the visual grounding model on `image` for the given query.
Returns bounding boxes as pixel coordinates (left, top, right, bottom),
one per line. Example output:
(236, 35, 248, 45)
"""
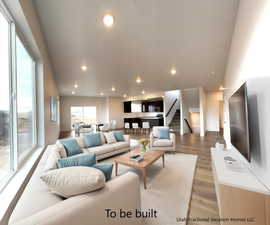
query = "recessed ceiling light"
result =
(74, 84, 78, 88)
(123, 94, 127, 98)
(72, 91, 75, 95)
(100, 92, 104, 96)
(219, 86, 226, 91)
(170, 68, 177, 75)
(103, 14, 114, 27)
(141, 90, 145, 95)
(111, 86, 116, 91)
(136, 76, 142, 84)
(210, 71, 215, 75)
(81, 65, 87, 71)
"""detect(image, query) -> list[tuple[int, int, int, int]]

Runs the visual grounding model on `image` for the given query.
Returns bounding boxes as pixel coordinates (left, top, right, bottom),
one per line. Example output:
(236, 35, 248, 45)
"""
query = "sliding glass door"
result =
(0, 5, 37, 188)
(0, 8, 11, 181)
(16, 36, 36, 162)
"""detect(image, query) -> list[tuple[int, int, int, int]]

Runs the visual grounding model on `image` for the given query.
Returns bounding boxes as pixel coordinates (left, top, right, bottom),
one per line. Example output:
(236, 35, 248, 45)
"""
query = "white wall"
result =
(206, 91, 223, 132)
(60, 96, 125, 131)
(199, 87, 206, 136)
(223, 0, 270, 189)
(60, 96, 107, 131)
(106, 97, 124, 129)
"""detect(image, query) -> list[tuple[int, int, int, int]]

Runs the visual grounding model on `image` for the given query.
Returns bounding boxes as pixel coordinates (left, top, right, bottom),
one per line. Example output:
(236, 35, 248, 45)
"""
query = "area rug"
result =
(104, 153, 197, 225)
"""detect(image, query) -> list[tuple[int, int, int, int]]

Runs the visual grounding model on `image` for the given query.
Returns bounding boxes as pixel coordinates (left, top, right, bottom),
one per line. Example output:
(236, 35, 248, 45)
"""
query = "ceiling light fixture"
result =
(111, 86, 116, 91)
(72, 91, 75, 95)
(170, 68, 177, 75)
(100, 92, 104, 96)
(81, 65, 87, 71)
(136, 76, 142, 84)
(219, 86, 226, 91)
(123, 94, 127, 98)
(74, 84, 78, 88)
(141, 90, 145, 95)
(103, 14, 114, 27)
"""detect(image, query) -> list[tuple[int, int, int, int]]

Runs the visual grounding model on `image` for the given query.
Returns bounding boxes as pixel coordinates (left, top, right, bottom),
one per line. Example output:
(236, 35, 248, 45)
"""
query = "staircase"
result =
(169, 109, 180, 132)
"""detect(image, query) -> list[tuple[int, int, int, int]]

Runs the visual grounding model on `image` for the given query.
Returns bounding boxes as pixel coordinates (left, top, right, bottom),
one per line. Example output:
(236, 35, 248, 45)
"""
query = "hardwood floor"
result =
(59, 130, 224, 225)
(177, 132, 224, 225)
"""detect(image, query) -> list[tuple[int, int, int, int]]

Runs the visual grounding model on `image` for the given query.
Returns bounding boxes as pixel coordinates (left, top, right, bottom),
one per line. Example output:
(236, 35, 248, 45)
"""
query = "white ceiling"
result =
(33, 0, 239, 97)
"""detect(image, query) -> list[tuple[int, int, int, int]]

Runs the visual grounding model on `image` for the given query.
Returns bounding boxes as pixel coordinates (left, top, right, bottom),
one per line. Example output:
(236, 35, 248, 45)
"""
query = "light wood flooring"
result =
(59, 130, 224, 225)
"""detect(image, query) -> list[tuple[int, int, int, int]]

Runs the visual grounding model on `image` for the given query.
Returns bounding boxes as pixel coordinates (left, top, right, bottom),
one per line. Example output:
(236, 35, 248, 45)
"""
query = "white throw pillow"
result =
(41, 167, 105, 198)
(55, 141, 67, 158)
(99, 132, 106, 144)
(43, 148, 61, 172)
(103, 132, 117, 144)
(75, 137, 85, 148)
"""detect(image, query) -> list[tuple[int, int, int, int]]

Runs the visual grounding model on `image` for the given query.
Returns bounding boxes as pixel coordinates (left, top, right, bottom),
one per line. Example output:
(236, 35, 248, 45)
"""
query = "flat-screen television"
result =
(229, 83, 250, 162)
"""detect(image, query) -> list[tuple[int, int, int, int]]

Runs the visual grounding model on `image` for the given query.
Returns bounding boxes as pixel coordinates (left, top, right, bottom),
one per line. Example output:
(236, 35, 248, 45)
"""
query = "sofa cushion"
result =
(43, 148, 61, 172)
(55, 141, 68, 158)
(9, 165, 63, 224)
(59, 138, 83, 157)
(92, 163, 113, 181)
(57, 153, 96, 168)
(109, 142, 130, 150)
(40, 167, 105, 198)
(152, 138, 173, 147)
(112, 130, 125, 142)
(103, 132, 117, 144)
(85, 144, 114, 155)
(83, 133, 102, 147)
(159, 128, 170, 139)
(75, 137, 86, 148)
(153, 126, 170, 138)
(99, 132, 106, 144)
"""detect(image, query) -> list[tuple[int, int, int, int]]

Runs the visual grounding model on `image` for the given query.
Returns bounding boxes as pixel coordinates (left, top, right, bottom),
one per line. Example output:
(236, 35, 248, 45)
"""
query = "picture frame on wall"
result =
(50, 96, 58, 122)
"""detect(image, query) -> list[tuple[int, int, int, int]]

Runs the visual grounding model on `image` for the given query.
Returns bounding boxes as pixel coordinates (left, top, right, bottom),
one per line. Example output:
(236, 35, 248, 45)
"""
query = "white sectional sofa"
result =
(9, 133, 143, 225)
(62, 132, 131, 161)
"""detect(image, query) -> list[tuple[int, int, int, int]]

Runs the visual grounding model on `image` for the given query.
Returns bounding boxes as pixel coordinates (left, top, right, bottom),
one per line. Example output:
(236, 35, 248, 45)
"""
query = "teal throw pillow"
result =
(83, 133, 102, 148)
(57, 153, 96, 168)
(159, 128, 170, 139)
(60, 138, 83, 157)
(112, 130, 125, 142)
(92, 163, 114, 181)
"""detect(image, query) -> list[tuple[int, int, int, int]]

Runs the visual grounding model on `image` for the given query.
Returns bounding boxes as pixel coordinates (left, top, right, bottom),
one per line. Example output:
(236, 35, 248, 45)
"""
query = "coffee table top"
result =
(114, 148, 165, 169)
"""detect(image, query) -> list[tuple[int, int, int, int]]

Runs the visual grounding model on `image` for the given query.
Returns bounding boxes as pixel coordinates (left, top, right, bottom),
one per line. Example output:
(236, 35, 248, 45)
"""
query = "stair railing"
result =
(165, 98, 178, 125)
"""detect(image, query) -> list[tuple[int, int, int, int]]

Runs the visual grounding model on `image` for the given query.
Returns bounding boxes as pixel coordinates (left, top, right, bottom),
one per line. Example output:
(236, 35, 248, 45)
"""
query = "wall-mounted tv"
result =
(229, 83, 250, 162)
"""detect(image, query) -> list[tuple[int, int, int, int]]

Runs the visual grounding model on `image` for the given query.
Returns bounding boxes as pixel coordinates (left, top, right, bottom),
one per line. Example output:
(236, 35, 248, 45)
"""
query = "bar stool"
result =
(124, 123, 130, 134)
(142, 122, 150, 135)
(132, 123, 140, 135)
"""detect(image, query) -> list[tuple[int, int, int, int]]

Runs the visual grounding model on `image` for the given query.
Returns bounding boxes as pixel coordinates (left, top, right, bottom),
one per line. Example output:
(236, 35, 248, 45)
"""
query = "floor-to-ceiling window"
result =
(16, 36, 36, 162)
(0, 4, 37, 188)
(0, 6, 11, 182)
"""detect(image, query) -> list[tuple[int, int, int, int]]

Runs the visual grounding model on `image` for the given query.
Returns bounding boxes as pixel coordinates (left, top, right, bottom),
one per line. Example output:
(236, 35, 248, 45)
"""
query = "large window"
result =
(0, 6, 37, 187)
(71, 106, 97, 128)
(16, 36, 36, 161)
(0, 8, 11, 182)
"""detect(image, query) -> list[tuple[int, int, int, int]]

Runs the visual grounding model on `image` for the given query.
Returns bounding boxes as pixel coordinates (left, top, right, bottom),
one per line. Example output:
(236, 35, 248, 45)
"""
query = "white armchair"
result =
(150, 126, 176, 152)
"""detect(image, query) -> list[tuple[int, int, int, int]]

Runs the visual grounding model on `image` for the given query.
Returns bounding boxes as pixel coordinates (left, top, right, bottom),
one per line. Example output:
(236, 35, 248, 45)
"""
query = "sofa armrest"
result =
(170, 132, 176, 150)
(12, 173, 143, 225)
(149, 132, 154, 147)
(123, 134, 130, 143)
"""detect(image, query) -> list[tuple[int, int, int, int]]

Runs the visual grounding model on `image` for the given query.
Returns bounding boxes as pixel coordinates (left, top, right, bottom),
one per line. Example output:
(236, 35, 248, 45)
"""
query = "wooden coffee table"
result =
(114, 148, 166, 189)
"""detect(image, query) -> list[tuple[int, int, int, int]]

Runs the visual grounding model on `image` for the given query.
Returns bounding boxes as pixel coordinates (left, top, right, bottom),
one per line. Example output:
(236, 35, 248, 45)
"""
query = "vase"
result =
(140, 144, 147, 153)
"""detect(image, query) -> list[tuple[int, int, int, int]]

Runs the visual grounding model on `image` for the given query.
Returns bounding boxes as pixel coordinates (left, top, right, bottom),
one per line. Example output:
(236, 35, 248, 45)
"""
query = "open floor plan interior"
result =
(0, 0, 270, 225)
